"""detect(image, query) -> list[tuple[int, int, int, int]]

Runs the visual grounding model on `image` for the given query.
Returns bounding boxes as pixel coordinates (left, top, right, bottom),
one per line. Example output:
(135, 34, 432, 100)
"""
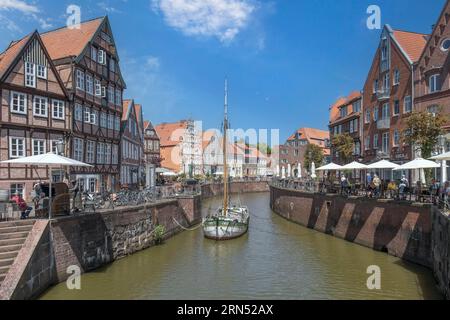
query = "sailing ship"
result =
(202, 80, 250, 241)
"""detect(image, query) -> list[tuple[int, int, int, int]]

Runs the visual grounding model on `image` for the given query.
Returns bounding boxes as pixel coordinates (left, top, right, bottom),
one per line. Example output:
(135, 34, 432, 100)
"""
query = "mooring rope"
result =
(172, 217, 204, 231)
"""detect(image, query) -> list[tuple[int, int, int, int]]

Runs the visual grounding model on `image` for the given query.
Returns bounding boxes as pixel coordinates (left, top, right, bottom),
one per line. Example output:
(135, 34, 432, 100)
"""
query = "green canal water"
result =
(40, 193, 442, 300)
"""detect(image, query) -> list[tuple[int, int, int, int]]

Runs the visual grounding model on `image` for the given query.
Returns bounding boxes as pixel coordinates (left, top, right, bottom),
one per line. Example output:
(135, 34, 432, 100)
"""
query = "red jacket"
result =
(11, 195, 28, 211)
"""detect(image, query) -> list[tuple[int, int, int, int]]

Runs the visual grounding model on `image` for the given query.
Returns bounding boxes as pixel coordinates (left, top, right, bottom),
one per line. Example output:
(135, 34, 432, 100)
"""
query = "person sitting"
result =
(373, 175, 381, 198)
(387, 180, 398, 199)
(399, 176, 409, 200)
(11, 192, 32, 220)
(340, 175, 348, 195)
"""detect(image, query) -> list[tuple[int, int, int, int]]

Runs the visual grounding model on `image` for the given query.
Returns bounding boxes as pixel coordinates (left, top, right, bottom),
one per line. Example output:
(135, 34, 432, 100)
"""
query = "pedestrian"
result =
(32, 181, 43, 210)
(373, 175, 381, 198)
(11, 192, 32, 220)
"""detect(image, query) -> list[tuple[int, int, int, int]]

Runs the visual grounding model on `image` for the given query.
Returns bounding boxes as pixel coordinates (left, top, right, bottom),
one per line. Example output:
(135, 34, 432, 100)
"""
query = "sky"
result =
(0, 0, 446, 142)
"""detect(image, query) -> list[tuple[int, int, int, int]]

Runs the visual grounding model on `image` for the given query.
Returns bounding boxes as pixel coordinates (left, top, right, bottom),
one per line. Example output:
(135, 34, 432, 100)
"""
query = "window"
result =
(11, 184, 24, 197)
(365, 109, 371, 124)
(89, 178, 97, 193)
(441, 38, 450, 52)
(10, 137, 25, 158)
(25, 62, 36, 87)
(393, 69, 400, 85)
(110, 58, 115, 72)
(115, 89, 121, 106)
(90, 110, 98, 125)
(108, 86, 114, 103)
(108, 115, 114, 129)
(353, 100, 361, 113)
(32, 139, 46, 156)
(33, 96, 48, 117)
(115, 116, 120, 131)
(86, 141, 95, 163)
(382, 132, 390, 153)
(354, 141, 361, 156)
(98, 49, 106, 65)
(76, 70, 85, 91)
(101, 86, 106, 98)
(393, 100, 400, 116)
(112, 145, 118, 164)
(349, 120, 354, 133)
(428, 105, 440, 116)
(373, 79, 378, 94)
(91, 46, 97, 61)
(37, 65, 47, 79)
(381, 103, 390, 120)
(74, 103, 83, 121)
(52, 100, 65, 120)
(84, 106, 91, 123)
(429, 74, 441, 93)
(404, 96, 412, 113)
(86, 74, 93, 95)
(373, 134, 379, 149)
(51, 140, 59, 154)
(382, 73, 390, 91)
(95, 79, 101, 96)
(105, 144, 111, 164)
(365, 136, 371, 151)
(393, 130, 400, 147)
(73, 138, 84, 161)
(340, 106, 348, 118)
(100, 112, 107, 128)
(97, 142, 105, 164)
(10, 91, 27, 114)
(373, 107, 379, 122)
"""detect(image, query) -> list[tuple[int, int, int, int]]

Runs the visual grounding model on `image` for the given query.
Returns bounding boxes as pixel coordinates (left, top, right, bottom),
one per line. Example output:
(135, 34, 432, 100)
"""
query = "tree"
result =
(332, 133, 355, 163)
(403, 109, 447, 159)
(304, 144, 324, 170)
(257, 143, 272, 156)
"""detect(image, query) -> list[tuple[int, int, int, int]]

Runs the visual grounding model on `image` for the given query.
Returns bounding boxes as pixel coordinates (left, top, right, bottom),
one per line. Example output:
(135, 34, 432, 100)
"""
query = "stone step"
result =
(0, 244, 22, 253)
(0, 265, 10, 275)
(0, 258, 14, 268)
(0, 220, 35, 229)
(0, 250, 19, 260)
(0, 225, 33, 234)
(0, 231, 30, 240)
(0, 237, 27, 247)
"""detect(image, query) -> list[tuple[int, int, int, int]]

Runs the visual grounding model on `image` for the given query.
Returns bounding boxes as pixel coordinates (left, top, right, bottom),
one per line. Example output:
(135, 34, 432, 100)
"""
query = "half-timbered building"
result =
(41, 17, 126, 192)
(0, 31, 70, 200)
(143, 120, 161, 188)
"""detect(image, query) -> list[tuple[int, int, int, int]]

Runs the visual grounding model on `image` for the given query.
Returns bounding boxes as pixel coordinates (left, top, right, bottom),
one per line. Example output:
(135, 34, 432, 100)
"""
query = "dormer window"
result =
(37, 65, 47, 79)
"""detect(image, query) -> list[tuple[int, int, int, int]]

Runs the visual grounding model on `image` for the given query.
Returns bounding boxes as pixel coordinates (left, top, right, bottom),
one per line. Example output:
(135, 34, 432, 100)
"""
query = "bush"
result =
(153, 225, 166, 245)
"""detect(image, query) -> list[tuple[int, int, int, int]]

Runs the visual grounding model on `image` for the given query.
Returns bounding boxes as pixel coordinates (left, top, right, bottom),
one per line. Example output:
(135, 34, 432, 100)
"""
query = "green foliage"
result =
(332, 133, 355, 163)
(153, 225, 166, 245)
(257, 143, 272, 156)
(403, 109, 447, 159)
(304, 144, 324, 170)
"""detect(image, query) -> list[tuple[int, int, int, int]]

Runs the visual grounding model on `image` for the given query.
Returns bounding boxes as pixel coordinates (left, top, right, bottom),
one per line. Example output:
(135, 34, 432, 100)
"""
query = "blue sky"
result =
(0, 0, 446, 141)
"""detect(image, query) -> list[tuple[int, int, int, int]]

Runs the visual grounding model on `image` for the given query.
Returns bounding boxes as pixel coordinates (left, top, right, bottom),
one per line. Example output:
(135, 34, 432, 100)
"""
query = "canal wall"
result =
(270, 185, 432, 268)
(201, 181, 269, 199)
(431, 207, 450, 299)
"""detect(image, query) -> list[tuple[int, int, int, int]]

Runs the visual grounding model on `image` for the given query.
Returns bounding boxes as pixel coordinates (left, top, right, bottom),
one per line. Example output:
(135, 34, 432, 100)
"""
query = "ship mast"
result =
(223, 79, 229, 216)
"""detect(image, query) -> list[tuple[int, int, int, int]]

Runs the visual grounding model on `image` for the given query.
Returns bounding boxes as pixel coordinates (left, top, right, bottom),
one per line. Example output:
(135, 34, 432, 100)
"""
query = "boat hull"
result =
(203, 217, 249, 241)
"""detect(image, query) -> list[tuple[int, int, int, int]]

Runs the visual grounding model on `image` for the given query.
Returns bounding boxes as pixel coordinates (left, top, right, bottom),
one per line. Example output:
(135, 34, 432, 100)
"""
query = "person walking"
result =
(373, 175, 382, 198)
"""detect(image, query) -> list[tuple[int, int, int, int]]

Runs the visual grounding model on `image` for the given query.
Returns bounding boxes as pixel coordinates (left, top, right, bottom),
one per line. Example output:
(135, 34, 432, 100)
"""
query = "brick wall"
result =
(270, 185, 432, 267)
(431, 207, 450, 299)
(201, 181, 269, 199)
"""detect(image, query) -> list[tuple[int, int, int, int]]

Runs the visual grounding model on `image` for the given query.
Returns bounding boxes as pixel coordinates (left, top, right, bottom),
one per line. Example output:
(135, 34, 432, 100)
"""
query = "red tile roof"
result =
(0, 33, 32, 79)
(40, 17, 104, 60)
(392, 30, 429, 62)
(154, 121, 189, 147)
(122, 99, 132, 121)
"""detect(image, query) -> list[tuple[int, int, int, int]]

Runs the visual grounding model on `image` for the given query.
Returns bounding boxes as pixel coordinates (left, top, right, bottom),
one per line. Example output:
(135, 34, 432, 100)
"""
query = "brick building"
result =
(279, 128, 330, 177)
(362, 25, 428, 165)
(0, 31, 71, 200)
(41, 17, 126, 192)
(329, 92, 363, 164)
(120, 100, 144, 189)
(143, 120, 161, 188)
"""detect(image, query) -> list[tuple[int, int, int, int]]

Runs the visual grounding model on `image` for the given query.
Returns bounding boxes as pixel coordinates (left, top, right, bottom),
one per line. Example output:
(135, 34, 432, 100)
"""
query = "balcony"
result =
(376, 88, 390, 101)
(377, 118, 391, 130)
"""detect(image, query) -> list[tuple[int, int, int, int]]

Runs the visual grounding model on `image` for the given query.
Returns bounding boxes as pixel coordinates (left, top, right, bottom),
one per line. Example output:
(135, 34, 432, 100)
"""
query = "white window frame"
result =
(32, 139, 46, 156)
(9, 137, 25, 158)
(115, 89, 121, 106)
(115, 116, 120, 131)
(429, 74, 441, 93)
(33, 96, 48, 118)
(382, 132, 390, 154)
(393, 130, 400, 147)
(393, 100, 400, 116)
(108, 86, 114, 103)
(373, 134, 379, 149)
(25, 62, 36, 88)
(74, 103, 83, 121)
(86, 74, 93, 95)
(95, 79, 102, 96)
(404, 96, 412, 114)
(101, 86, 107, 98)
(10, 91, 27, 115)
(91, 46, 97, 61)
(52, 100, 65, 120)
(98, 49, 106, 65)
(100, 112, 107, 128)
(393, 69, 400, 86)
(84, 107, 91, 123)
(37, 65, 47, 79)
(76, 69, 85, 91)
(86, 140, 95, 163)
(108, 114, 114, 130)
(73, 138, 84, 161)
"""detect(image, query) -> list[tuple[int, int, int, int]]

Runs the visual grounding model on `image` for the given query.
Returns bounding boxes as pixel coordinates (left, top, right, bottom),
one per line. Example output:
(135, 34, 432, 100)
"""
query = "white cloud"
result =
(146, 56, 160, 70)
(0, 0, 39, 14)
(151, 0, 257, 43)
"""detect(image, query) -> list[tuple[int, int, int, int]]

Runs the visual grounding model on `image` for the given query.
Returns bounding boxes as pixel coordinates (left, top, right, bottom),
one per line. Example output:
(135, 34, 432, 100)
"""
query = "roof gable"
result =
(0, 33, 32, 80)
(391, 29, 429, 63)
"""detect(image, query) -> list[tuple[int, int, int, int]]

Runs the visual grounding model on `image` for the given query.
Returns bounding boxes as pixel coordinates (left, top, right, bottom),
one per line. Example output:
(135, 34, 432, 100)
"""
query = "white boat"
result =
(203, 80, 250, 241)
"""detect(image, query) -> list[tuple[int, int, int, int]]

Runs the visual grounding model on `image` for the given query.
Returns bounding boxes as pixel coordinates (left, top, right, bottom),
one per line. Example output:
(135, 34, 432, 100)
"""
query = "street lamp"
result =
(56, 140, 65, 156)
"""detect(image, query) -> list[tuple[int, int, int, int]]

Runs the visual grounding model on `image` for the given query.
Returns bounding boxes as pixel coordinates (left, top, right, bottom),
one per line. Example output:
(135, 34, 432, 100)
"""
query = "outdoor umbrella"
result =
(282, 166, 286, 179)
(342, 161, 368, 170)
(393, 158, 440, 171)
(1, 152, 92, 219)
(162, 171, 178, 177)
(297, 163, 302, 179)
(311, 162, 317, 179)
(287, 164, 292, 178)
(429, 153, 449, 183)
(316, 163, 343, 171)
(156, 167, 171, 174)
(430, 152, 450, 161)
(366, 160, 400, 169)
